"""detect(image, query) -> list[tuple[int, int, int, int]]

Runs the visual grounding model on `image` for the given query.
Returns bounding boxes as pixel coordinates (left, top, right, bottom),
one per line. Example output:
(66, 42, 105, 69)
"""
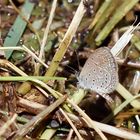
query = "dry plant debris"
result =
(0, 0, 140, 139)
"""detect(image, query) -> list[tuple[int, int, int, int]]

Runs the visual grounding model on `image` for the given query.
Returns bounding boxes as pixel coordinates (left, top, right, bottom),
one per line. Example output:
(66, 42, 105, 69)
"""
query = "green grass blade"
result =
(0, 76, 66, 81)
(3, 0, 35, 59)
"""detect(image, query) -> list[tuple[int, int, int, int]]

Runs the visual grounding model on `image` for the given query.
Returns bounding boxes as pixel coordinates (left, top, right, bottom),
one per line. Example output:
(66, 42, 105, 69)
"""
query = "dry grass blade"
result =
(0, 114, 17, 136)
(67, 113, 140, 140)
(0, 59, 49, 98)
(0, 46, 48, 69)
(39, 0, 57, 60)
(66, 129, 74, 140)
(68, 99, 108, 140)
(111, 22, 140, 56)
(59, 108, 83, 140)
(110, 23, 140, 108)
(45, 0, 86, 79)
(116, 57, 140, 69)
(16, 95, 140, 140)
(103, 94, 140, 123)
(35, 0, 58, 75)
(13, 95, 67, 138)
(116, 84, 140, 108)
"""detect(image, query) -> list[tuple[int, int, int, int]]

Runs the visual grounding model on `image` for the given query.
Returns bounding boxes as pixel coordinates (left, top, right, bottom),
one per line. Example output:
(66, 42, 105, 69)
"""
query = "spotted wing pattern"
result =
(78, 47, 118, 94)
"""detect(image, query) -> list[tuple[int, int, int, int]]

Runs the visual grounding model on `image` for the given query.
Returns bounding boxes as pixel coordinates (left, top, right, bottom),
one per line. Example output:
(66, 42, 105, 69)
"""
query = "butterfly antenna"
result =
(74, 49, 80, 72)
(65, 65, 78, 75)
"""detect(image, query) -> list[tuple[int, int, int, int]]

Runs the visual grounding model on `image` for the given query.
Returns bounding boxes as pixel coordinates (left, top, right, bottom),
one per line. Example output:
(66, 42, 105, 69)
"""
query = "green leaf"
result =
(3, 0, 35, 59)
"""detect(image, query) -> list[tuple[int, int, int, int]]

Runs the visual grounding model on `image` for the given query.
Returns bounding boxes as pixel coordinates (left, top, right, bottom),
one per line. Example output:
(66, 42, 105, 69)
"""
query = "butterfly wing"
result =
(78, 47, 118, 94)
